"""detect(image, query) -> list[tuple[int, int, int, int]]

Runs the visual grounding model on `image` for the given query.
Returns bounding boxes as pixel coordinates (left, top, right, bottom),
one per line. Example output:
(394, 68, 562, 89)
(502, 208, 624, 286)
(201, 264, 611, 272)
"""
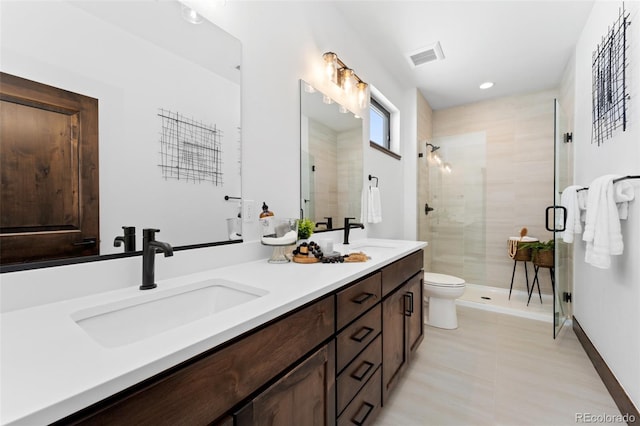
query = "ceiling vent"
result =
(407, 42, 445, 67)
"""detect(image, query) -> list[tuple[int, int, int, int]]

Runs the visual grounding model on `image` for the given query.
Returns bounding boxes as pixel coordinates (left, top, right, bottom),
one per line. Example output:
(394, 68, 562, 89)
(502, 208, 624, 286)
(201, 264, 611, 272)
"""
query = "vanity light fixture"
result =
(479, 81, 494, 90)
(322, 52, 369, 108)
(338, 105, 349, 114)
(322, 94, 334, 104)
(181, 4, 203, 24)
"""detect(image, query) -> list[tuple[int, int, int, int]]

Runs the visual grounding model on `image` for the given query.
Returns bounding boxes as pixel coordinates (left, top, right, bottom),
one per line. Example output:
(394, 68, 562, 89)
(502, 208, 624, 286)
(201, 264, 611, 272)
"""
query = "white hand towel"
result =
(560, 185, 584, 243)
(583, 175, 624, 269)
(367, 187, 382, 224)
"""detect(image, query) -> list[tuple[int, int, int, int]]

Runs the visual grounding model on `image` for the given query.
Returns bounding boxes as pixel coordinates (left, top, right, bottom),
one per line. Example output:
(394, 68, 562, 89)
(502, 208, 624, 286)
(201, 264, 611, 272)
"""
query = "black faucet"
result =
(315, 217, 333, 230)
(343, 217, 364, 245)
(141, 228, 173, 290)
(113, 226, 136, 252)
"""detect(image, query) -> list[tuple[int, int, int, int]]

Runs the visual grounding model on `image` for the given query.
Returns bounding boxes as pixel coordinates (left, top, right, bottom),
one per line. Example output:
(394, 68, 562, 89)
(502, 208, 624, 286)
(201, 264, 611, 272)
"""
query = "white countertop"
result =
(1, 238, 426, 425)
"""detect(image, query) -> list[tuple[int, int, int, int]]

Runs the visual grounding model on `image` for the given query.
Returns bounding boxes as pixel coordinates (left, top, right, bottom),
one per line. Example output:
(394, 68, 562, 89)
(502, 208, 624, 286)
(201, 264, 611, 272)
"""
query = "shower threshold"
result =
(456, 283, 553, 323)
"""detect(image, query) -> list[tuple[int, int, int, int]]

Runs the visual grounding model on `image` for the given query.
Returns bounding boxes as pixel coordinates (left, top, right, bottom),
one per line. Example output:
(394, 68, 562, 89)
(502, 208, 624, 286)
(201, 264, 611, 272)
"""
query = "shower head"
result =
(426, 142, 440, 152)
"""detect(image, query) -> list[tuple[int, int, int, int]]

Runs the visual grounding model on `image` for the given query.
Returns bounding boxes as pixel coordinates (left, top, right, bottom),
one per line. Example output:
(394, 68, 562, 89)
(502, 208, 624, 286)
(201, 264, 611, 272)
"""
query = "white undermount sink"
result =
(348, 242, 399, 252)
(71, 279, 268, 348)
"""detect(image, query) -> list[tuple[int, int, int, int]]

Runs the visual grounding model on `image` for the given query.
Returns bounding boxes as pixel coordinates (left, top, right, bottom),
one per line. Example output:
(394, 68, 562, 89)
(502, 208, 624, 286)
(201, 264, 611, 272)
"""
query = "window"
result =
(370, 97, 390, 149)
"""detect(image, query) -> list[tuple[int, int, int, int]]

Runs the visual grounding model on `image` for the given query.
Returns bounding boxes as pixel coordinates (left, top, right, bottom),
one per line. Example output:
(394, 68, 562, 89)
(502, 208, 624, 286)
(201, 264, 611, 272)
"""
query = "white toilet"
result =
(424, 272, 466, 329)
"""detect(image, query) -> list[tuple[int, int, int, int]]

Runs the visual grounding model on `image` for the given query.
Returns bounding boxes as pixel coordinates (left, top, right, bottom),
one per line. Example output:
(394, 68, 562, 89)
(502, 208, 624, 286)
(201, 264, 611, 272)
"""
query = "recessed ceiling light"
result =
(479, 82, 494, 90)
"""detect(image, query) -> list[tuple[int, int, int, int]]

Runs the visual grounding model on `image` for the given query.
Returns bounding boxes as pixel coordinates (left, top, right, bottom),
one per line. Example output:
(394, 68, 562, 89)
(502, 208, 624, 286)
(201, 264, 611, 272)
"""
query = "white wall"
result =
(572, 1, 640, 410)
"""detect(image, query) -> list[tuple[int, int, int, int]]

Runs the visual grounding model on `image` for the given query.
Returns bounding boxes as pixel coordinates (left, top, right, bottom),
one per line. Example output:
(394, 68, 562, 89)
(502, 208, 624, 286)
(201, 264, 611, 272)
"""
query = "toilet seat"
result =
(425, 272, 465, 288)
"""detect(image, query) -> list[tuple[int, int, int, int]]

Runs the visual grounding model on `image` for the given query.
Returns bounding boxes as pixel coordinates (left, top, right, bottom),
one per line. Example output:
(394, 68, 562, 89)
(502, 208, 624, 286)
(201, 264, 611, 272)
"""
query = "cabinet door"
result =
(382, 286, 407, 404)
(405, 273, 424, 358)
(235, 341, 336, 426)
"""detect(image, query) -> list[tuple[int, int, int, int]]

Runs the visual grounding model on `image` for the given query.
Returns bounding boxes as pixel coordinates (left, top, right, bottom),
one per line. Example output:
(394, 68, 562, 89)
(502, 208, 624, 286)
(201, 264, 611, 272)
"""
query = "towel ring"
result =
(368, 174, 379, 187)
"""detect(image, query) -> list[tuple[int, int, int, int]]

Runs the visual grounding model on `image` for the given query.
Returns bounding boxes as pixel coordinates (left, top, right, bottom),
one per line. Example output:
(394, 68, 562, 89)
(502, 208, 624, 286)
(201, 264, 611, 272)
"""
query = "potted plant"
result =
(298, 218, 315, 240)
(519, 239, 555, 267)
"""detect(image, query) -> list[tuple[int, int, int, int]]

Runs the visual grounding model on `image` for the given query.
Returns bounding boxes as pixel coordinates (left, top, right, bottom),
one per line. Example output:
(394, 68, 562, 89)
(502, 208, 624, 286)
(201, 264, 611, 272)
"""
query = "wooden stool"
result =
(508, 259, 530, 300)
(507, 240, 533, 300)
(528, 265, 554, 306)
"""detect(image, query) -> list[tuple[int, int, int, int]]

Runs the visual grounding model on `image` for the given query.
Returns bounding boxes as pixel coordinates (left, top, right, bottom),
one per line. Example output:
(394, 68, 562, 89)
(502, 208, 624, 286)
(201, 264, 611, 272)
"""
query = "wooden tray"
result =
(344, 252, 369, 263)
(292, 254, 320, 264)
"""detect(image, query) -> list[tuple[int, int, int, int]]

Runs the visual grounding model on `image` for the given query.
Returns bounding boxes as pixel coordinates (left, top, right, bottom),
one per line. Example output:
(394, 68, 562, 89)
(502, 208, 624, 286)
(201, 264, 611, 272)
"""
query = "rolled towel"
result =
(614, 180, 634, 219)
(560, 185, 584, 243)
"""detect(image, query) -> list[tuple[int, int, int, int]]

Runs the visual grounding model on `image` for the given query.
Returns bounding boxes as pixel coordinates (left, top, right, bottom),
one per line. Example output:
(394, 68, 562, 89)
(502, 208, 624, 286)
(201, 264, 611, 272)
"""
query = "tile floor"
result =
(374, 306, 622, 426)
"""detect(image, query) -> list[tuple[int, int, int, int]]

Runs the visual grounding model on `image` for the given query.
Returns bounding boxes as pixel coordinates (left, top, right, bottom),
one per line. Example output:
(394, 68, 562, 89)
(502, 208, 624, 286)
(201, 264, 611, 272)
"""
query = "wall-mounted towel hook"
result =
(368, 174, 379, 187)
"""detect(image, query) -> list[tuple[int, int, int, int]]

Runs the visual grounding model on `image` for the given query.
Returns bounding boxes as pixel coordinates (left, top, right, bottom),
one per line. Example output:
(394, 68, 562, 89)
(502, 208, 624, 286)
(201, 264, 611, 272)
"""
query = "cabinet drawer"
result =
(337, 335, 381, 415)
(336, 272, 381, 331)
(336, 304, 381, 373)
(381, 249, 423, 296)
(337, 366, 382, 426)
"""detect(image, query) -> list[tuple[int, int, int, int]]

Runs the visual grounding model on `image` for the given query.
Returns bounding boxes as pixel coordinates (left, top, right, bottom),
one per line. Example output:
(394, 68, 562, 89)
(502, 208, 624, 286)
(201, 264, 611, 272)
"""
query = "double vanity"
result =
(1, 239, 426, 425)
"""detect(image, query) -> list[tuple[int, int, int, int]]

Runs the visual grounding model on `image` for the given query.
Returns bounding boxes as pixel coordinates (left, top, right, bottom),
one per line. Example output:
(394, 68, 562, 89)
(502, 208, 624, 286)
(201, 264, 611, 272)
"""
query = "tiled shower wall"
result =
(309, 119, 362, 225)
(418, 89, 557, 294)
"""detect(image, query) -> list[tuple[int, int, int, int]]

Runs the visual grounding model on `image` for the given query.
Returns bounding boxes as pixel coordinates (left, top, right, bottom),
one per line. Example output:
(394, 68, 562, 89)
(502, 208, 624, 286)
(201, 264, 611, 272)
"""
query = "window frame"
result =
(370, 96, 391, 150)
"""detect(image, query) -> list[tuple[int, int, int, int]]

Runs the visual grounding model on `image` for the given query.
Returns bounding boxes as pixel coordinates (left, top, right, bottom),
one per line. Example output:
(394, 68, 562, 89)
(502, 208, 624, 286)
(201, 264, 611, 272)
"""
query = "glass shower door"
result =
(553, 99, 572, 338)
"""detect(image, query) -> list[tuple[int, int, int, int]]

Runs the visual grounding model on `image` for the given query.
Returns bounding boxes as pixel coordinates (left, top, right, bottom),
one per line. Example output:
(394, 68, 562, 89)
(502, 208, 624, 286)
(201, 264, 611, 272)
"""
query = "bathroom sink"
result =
(72, 279, 268, 348)
(347, 242, 399, 252)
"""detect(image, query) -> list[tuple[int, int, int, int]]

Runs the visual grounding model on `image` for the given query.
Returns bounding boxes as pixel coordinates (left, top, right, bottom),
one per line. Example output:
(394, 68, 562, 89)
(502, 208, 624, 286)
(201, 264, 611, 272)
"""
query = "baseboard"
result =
(573, 316, 639, 425)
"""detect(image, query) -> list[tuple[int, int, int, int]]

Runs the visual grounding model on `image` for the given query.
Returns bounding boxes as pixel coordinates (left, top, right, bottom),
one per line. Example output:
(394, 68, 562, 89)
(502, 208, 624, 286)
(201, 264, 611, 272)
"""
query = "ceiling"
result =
(333, 1, 595, 110)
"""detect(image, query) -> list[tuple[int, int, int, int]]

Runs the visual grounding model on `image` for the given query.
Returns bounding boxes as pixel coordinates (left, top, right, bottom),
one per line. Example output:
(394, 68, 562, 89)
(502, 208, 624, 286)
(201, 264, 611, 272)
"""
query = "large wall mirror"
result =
(300, 80, 363, 231)
(1, 1, 242, 269)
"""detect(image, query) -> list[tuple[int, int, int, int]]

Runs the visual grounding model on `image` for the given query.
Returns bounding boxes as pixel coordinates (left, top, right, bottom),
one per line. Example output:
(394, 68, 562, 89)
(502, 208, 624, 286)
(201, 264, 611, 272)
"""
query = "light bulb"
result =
(357, 82, 368, 109)
(323, 95, 333, 104)
(338, 105, 348, 114)
(340, 68, 355, 94)
(323, 52, 338, 84)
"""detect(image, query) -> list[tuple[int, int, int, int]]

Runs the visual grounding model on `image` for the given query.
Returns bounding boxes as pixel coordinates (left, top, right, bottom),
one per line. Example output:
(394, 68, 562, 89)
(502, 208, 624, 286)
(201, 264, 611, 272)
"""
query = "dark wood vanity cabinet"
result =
(381, 250, 424, 404)
(235, 341, 336, 426)
(59, 249, 423, 426)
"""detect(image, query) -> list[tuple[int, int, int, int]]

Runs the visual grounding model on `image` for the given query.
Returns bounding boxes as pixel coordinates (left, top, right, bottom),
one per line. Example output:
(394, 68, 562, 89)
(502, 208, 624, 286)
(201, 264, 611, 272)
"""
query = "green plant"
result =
(519, 239, 554, 265)
(298, 218, 315, 240)
(519, 239, 554, 254)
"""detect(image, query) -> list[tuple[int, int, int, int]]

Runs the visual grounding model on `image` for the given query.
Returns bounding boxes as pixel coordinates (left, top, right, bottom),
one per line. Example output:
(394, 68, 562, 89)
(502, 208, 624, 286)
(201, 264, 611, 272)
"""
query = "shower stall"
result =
(419, 96, 571, 336)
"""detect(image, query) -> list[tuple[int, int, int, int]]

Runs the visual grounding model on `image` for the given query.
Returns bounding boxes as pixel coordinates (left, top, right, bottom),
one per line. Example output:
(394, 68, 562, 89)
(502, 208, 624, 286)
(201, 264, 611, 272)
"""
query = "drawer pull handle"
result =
(352, 292, 375, 304)
(351, 401, 375, 426)
(351, 326, 374, 343)
(350, 361, 375, 381)
(404, 292, 414, 317)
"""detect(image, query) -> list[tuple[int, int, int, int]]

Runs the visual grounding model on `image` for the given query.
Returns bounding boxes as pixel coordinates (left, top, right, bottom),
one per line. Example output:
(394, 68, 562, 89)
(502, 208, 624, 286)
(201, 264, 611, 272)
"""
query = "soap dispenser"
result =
(259, 202, 274, 218)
